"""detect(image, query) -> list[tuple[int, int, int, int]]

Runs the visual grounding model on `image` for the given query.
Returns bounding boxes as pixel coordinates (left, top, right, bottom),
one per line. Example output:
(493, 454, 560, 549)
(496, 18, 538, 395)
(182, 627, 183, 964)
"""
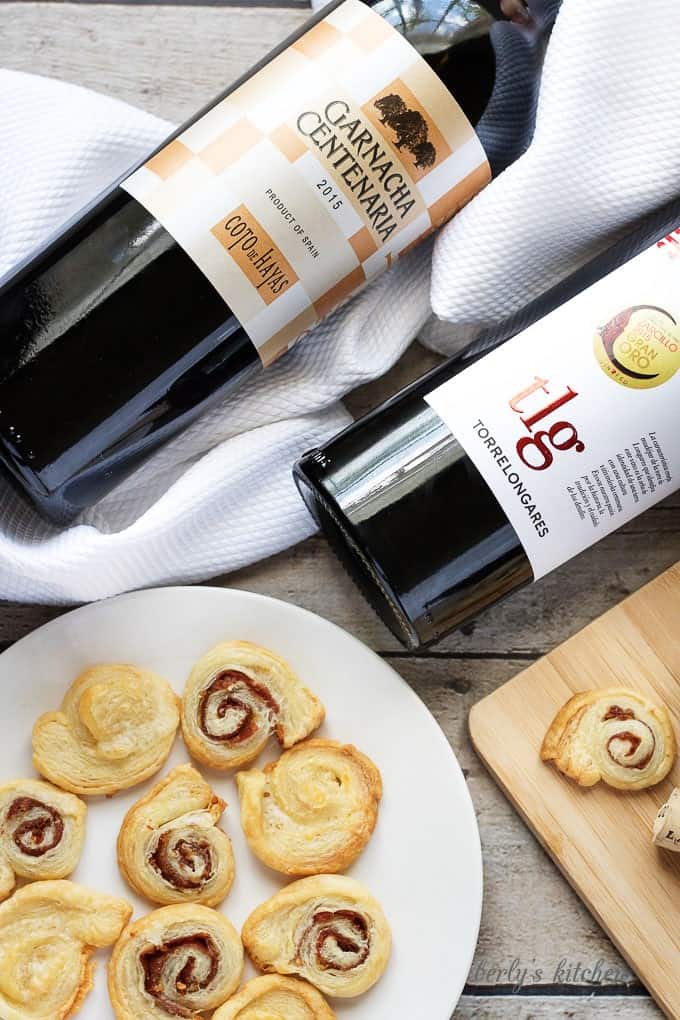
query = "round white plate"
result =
(0, 586, 482, 1018)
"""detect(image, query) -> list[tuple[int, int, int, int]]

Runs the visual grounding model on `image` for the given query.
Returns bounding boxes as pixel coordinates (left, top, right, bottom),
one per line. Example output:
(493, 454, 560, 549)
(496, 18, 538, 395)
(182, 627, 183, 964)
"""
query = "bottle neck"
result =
(366, 0, 560, 175)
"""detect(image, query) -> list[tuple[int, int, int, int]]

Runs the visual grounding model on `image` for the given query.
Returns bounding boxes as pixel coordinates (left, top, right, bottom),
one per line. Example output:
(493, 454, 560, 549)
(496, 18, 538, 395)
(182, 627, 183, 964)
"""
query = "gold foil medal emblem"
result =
(593, 304, 680, 389)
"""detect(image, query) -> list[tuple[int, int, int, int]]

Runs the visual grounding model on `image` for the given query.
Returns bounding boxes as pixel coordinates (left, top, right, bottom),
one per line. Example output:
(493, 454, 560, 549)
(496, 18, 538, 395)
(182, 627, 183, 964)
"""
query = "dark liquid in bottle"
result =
(295, 199, 680, 648)
(0, 0, 556, 522)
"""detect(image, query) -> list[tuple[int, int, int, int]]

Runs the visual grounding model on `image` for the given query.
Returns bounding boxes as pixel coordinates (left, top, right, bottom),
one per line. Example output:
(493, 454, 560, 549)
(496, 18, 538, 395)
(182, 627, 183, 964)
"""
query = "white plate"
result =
(0, 586, 482, 1018)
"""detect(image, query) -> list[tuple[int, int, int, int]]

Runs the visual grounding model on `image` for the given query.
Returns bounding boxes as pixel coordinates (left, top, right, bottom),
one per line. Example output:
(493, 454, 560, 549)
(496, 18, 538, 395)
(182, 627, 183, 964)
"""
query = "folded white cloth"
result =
(1, 0, 679, 604)
(426, 0, 680, 350)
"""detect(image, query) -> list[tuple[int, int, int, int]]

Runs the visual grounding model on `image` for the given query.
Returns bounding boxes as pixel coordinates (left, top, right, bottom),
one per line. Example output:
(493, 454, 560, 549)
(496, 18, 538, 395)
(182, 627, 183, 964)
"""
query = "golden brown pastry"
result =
(237, 740, 382, 875)
(32, 663, 180, 796)
(213, 975, 336, 1020)
(0, 779, 86, 901)
(117, 763, 235, 907)
(0, 879, 131, 1020)
(181, 641, 324, 770)
(541, 687, 676, 790)
(109, 903, 244, 1020)
(653, 787, 680, 851)
(242, 875, 391, 998)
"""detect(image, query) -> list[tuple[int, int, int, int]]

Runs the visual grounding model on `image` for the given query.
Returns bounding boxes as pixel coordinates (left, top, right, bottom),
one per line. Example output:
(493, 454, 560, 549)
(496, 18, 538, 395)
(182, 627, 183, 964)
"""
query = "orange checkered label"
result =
(121, 0, 490, 366)
(211, 206, 298, 306)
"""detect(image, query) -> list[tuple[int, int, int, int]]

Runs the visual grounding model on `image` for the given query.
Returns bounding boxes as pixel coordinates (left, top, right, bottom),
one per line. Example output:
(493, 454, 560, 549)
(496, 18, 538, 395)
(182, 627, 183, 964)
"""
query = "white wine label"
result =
(121, 0, 490, 365)
(426, 227, 680, 580)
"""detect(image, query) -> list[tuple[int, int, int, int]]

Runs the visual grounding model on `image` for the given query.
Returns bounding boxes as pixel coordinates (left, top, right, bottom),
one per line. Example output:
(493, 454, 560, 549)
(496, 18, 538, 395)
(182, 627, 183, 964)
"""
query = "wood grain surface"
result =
(470, 563, 680, 1019)
(0, 3, 676, 1017)
(0, 4, 308, 121)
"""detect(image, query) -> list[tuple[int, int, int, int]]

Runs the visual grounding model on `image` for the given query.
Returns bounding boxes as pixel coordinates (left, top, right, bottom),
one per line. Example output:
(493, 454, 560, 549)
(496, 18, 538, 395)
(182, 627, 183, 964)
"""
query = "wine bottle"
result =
(0, 0, 559, 523)
(294, 199, 680, 649)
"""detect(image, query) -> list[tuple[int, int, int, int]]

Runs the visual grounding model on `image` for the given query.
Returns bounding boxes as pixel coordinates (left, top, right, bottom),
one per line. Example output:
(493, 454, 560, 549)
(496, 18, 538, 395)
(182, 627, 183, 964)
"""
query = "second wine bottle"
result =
(295, 199, 680, 648)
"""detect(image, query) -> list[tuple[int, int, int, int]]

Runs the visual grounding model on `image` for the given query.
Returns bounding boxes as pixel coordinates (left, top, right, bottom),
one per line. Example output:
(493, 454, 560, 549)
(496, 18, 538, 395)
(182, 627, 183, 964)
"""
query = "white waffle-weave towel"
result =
(1, 0, 679, 603)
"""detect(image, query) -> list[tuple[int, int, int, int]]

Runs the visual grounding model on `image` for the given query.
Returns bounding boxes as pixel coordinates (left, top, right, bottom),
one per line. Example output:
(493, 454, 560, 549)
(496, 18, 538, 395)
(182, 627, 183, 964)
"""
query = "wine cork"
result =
(653, 788, 680, 851)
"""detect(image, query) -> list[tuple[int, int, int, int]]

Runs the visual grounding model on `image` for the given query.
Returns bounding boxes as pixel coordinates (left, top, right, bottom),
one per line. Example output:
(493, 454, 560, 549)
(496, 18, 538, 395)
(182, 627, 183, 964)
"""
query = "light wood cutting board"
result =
(469, 561, 680, 1020)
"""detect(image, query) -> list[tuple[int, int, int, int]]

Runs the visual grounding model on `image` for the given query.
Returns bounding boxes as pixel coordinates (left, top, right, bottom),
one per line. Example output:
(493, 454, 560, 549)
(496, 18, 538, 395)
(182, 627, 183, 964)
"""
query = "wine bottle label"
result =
(426, 229, 680, 580)
(121, 0, 490, 365)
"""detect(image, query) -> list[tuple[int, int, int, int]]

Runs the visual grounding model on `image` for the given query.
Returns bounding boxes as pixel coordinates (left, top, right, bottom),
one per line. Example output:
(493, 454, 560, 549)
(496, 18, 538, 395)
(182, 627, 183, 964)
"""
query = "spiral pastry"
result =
(653, 787, 680, 851)
(237, 740, 382, 875)
(181, 642, 325, 770)
(242, 875, 391, 998)
(32, 663, 180, 796)
(213, 975, 336, 1020)
(0, 779, 86, 901)
(109, 904, 244, 1020)
(117, 763, 235, 907)
(0, 880, 131, 1020)
(541, 687, 676, 790)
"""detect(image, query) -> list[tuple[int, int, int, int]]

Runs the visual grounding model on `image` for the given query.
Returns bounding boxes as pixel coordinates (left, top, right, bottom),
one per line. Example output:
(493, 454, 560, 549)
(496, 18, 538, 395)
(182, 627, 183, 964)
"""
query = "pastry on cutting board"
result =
(237, 739, 382, 875)
(117, 763, 234, 907)
(541, 687, 675, 790)
(32, 663, 180, 796)
(242, 874, 391, 998)
(0, 779, 86, 900)
(181, 641, 324, 770)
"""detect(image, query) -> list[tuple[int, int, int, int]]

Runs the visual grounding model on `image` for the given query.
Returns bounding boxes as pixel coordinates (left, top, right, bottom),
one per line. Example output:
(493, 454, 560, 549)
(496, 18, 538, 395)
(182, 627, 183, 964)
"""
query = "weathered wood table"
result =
(1, 3, 677, 1017)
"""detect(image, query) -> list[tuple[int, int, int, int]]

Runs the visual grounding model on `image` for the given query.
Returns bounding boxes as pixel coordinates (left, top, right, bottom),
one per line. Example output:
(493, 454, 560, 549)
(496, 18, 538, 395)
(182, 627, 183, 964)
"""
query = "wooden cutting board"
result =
(469, 561, 680, 1020)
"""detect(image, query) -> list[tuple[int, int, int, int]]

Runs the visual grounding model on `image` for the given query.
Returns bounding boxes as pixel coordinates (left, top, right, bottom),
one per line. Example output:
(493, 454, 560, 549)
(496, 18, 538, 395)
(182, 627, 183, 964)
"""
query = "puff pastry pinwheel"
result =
(117, 763, 235, 907)
(213, 975, 336, 1020)
(653, 787, 680, 851)
(237, 739, 382, 875)
(541, 687, 676, 790)
(109, 903, 244, 1020)
(181, 641, 324, 770)
(242, 875, 391, 998)
(0, 779, 86, 900)
(32, 663, 180, 796)
(0, 879, 131, 1020)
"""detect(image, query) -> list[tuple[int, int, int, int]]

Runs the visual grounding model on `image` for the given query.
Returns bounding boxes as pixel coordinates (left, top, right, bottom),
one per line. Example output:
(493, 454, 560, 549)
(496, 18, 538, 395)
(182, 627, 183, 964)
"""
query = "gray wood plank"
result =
(0, 3, 309, 122)
(455, 998, 660, 1019)
(57, 1, 310, 7)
